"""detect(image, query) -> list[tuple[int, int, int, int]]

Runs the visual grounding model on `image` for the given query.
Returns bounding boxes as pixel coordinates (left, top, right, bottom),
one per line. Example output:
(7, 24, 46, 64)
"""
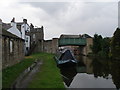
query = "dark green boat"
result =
(55, 49, 77, 68)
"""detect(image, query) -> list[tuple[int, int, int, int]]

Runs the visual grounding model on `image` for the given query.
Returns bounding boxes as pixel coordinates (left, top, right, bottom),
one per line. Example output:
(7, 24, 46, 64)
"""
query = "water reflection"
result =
(110, 61, 120, 89)
(60, 67, 77, 87)
(70, 73, 115, 88)
(59, 55, 120, 89)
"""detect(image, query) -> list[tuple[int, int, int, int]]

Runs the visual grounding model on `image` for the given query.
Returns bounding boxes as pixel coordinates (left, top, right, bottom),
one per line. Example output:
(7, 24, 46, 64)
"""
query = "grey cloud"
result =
(23, 2, 69, 15)
(20, 2, 118, 39)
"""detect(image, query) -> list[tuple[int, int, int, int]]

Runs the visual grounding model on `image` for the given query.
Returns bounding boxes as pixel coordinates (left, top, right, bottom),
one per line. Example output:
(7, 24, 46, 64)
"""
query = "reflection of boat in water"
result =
(60, 67, 77, 87)
(55, 49, 77, 68)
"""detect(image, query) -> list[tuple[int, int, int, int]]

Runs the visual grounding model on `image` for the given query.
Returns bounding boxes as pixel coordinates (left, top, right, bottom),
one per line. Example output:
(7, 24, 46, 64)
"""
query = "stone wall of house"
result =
(2, 35, 24, 69)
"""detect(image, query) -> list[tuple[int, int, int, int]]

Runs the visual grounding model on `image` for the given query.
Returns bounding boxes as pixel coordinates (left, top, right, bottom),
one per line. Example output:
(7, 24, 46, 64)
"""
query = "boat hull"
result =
(57, 60, 77, 68)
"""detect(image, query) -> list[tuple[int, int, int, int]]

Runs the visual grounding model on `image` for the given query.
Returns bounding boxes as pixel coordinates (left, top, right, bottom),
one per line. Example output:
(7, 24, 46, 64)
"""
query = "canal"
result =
(59, 55, 120, 89)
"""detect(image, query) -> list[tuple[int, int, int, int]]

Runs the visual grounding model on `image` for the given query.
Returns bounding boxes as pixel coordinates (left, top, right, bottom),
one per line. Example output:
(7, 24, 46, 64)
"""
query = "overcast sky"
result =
(0, 0, 119, 40)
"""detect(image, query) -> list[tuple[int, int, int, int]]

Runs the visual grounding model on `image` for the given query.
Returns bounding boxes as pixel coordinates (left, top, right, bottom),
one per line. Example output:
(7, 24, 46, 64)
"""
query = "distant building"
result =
(27, 24, 44, 55)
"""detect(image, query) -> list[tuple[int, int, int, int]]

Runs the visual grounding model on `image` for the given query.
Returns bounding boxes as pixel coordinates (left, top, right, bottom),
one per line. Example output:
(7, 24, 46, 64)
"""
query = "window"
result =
(26, 37, 28, 42)
(10, 40, 13, 53)
(33, 34, 35, 39)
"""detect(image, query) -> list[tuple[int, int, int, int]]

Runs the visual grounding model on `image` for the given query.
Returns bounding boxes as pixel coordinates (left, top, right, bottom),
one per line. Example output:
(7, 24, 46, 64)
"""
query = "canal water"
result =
(59, 56, 120, 89)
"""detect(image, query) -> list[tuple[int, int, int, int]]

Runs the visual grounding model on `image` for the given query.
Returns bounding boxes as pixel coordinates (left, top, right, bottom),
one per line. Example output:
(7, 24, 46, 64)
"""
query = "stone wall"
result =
(52, 38, 58, 54)
(32, 40, 44, 53)
(83, 38, 93, 55)
(44, 40, 52, 53)
(28, 26, 44, 54)
(2, 23, 25, 69)
(43, 38, 59, 54)
(0, 19, 2, 70)
(86, 38, 93, 54)
(2, 35, 24, 69)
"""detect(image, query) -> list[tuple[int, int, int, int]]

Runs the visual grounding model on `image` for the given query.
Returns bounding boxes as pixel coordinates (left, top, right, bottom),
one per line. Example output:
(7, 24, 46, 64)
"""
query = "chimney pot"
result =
(23, 19, 27, 24)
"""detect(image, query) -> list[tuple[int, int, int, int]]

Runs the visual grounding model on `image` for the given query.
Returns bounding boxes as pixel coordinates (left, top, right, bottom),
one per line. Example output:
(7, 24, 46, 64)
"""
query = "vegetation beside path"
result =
(28, 53, 65, 88)
(2, 53, 64, 88)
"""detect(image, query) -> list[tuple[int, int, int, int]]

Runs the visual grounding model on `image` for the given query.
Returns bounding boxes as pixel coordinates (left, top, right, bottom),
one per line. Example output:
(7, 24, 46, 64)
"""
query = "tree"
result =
(99, 37, 110, 58)
(111, 28, 120, 60)
(92, 34, 102, 54)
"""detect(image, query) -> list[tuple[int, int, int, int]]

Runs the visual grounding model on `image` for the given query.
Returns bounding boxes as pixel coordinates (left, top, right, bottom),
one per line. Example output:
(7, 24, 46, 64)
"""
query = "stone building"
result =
(1, 19, 24, 69)
(27, 24, 44, 55)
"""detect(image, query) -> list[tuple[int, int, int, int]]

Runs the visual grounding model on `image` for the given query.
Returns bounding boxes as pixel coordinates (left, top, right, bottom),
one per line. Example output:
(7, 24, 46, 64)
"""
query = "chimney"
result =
(11, 17, 15, 22)
(23, 19, 27, 24)
(41, 26, 43, 29)
(11, 17, 16, 27)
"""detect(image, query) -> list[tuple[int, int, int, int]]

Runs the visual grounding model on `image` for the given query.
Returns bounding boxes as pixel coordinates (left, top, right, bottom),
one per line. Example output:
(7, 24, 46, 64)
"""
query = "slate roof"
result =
(2, 23, 11, 30)
(2, 29, 24, 40)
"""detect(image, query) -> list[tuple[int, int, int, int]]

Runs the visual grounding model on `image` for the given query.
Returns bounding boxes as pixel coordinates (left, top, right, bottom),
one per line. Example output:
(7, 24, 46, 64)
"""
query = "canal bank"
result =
(2, 53, 65, 88)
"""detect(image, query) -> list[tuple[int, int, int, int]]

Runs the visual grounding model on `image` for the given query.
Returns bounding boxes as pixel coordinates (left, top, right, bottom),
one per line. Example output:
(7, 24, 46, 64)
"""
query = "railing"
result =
(59, 38, 86, 46)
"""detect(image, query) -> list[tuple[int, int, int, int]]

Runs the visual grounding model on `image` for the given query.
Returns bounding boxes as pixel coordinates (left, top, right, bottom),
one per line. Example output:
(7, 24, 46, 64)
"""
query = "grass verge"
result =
(2, 53, 64, 88)
(28, 53, 65, 88)
(2, 55, 36, 88)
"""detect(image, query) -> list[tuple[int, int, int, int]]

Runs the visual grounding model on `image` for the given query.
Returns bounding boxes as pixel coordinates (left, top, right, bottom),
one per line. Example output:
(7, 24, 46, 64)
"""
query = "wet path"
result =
(11, 60, 42, 89)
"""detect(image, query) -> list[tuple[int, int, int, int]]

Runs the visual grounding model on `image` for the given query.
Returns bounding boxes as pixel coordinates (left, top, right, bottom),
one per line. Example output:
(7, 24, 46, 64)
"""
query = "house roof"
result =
(2, 23, 11, 30)
(2, 29, 24, 40)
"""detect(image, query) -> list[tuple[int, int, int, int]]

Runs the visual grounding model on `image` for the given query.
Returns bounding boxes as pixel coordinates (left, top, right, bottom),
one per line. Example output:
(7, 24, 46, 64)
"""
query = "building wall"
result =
(44, 40, 52, 53)
(29, 27, 44, 54)
(21, 22, 31, 55)
(43, 38, 59, 54)
(0, 19, 2, 70)
(86, 38, 93, 54)
(2, 36, 24, 69)
(83, 38, 93, 55)
(1, 18, 25, 69)
(52, 38, 58, 54)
